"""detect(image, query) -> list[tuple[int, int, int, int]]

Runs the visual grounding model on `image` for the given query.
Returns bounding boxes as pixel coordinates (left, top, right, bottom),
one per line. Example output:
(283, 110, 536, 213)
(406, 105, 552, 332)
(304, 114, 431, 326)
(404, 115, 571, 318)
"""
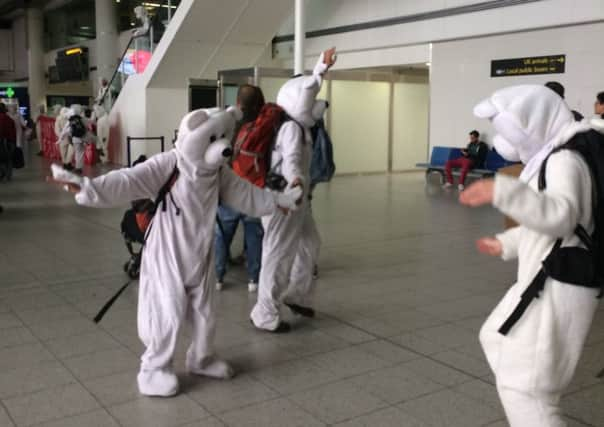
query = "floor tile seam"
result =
(317, 403, 403, 427)
(380, 336, 488, 384)
(211, 395, 295, 425)
(0, 398, 18, 427)
(318, 226, 488, 252)
(26, 407, 123, 427)
(184, 390, 282, 419)
(283, 391, 390, 426)
(564, 414, 596, 427)
(14, 319, 125, 427)
(41, 272, 131, 289)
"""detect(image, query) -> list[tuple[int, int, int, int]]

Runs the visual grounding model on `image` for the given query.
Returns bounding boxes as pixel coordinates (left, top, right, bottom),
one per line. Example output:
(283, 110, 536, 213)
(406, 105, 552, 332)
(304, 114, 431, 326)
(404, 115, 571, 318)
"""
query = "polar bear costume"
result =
(72, 107, 301, 396)
(58, 105, 87, 171)
(250, 54, 328, 332)
(474, 85, 598, 427)
(94, 105, 110, 164)
(55, 107, 73, 167)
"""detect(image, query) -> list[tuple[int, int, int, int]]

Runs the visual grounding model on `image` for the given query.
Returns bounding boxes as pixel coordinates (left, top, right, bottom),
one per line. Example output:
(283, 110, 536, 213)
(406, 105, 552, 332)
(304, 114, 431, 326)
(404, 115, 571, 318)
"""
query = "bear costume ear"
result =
(227, 106, 243, 122)
(474, 98, 498, 119)
(183, 109, 209, 132)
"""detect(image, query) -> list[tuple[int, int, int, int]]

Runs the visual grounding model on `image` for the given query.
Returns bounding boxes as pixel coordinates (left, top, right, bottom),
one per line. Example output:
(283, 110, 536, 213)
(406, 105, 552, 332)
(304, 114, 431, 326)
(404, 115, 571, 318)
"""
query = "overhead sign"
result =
(0, 87, 15, 98)
(491, 54, 565, 78)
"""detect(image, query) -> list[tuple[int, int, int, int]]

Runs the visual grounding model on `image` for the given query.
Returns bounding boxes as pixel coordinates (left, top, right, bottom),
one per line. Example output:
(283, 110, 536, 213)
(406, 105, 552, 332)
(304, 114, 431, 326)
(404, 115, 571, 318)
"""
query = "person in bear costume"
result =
(50, 107, 302, 397)
(58, 105, 87, 173)
(460, 85, 597, 427)
(250, 49, 335, 332)
(55, 106, 73, 170)
(93, 105, 110, 164)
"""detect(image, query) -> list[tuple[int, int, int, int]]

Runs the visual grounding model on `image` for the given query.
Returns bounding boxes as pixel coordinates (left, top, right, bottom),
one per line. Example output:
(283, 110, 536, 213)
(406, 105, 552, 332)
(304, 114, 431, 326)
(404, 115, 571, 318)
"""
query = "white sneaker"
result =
(458, 184, 465, 191)
(215, 282, 223, 291)
(248, 282, 258, 293)
(442, 182, 453, 189)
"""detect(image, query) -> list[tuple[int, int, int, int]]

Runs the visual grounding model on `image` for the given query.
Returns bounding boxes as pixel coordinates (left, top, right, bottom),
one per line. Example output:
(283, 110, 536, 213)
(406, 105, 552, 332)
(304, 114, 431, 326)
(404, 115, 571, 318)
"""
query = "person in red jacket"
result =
(0, 103, 16, 181)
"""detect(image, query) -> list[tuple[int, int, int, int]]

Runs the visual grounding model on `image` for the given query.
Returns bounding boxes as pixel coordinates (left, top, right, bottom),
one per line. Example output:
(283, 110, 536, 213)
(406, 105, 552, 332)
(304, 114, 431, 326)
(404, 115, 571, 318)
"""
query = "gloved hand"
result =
(48, 163, 83, 193)
(273, 185, 303, 212)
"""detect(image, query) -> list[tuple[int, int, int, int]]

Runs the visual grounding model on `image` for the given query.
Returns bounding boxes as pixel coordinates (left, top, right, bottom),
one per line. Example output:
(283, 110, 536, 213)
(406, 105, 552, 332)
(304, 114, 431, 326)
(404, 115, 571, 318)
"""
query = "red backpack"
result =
(232, 103, 285, 188)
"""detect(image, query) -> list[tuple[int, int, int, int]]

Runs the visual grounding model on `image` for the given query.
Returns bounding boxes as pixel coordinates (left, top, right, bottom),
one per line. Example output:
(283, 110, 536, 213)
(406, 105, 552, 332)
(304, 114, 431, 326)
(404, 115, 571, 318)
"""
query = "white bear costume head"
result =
(276, 53, 329, 128)
(174, 106, 242, 179)
(70, 104, 83, 116)
(474, 85, 590, 182)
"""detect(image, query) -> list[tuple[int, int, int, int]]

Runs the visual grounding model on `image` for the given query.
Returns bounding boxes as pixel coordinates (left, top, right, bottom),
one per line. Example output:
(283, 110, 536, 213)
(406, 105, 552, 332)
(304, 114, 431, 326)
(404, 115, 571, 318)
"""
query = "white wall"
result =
(392, 81, 430, 170)
(146, 87, 188, 148)
(275, 0, 604, 71)
(330, 80, 390, 174)
(430, 22, 604, 152)
(108, 74, 147, 165)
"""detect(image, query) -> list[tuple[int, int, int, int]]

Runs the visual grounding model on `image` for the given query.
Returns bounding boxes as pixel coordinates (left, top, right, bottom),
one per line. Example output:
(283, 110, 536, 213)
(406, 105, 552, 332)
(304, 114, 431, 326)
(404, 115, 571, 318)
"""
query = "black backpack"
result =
(498, 129, 604, 338)
(69, 115, 87, 138)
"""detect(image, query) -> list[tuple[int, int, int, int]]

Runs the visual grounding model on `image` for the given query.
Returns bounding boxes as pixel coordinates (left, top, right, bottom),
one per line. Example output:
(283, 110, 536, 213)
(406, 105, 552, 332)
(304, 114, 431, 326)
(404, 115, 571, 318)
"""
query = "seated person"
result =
(443, 130, 488, 190)
(595, 91, 604, 119)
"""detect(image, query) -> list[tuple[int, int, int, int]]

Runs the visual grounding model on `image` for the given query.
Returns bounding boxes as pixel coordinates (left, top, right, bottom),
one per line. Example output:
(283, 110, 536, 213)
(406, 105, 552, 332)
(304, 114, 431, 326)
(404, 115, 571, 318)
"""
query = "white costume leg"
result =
(137, 276, 184, 397)
(480, 280, 598, 427)
(59, 139, 71, 165)
(251, 208, 304, 331)
(284, 208, 321, 308)
(185, 273, 234, 379)
(73, 142, 85, 169)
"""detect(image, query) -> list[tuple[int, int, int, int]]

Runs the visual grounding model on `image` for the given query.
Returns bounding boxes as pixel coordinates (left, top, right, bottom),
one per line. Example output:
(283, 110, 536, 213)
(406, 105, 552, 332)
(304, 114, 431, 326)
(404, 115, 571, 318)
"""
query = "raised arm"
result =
(75, 152, 177, 208)
(493, 150, 591, 237)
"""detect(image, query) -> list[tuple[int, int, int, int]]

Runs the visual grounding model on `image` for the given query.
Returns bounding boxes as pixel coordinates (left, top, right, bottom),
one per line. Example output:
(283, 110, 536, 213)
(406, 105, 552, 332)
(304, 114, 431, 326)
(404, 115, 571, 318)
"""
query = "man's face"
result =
(469, 133, 478, 143)
(595, 99, 604, 115)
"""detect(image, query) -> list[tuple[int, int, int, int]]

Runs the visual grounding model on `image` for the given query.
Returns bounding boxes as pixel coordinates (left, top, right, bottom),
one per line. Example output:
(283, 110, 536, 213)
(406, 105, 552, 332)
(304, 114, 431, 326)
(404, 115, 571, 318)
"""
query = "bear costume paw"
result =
(137, 369, 179, 397)
(187, 357, 235, 379)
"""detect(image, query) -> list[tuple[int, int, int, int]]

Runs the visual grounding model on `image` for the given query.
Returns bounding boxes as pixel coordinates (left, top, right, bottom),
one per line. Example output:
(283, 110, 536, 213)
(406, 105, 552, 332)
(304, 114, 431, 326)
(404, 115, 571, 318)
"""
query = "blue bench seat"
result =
(416, 146, 517, 183)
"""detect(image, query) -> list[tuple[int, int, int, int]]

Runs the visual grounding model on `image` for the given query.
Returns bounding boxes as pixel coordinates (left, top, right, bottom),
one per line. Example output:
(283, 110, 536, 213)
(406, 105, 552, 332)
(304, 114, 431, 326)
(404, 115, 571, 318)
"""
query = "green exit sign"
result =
(0, 87, 15, 98)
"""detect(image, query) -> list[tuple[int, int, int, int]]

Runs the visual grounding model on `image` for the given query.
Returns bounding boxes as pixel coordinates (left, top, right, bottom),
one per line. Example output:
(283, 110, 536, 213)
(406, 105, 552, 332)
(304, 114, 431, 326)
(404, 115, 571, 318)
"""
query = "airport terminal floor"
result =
(0, 157, 602, 427)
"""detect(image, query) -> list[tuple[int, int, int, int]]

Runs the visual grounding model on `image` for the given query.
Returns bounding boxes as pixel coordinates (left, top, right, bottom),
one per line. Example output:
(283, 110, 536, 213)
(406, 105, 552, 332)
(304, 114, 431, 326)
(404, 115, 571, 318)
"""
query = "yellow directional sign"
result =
(491, 54, 566, 78)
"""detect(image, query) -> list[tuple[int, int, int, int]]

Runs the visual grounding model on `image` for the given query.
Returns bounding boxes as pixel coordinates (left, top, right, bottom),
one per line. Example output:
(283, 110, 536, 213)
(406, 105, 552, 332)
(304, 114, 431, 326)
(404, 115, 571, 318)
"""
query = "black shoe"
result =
(285, 303, 315, 318)
(250, 319, 291, 333)
(64, 163, 74, 171)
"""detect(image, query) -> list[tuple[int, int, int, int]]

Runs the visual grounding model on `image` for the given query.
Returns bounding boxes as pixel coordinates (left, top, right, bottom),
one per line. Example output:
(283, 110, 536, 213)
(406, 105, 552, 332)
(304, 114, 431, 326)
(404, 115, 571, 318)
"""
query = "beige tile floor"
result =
(0, 156, 601, 426)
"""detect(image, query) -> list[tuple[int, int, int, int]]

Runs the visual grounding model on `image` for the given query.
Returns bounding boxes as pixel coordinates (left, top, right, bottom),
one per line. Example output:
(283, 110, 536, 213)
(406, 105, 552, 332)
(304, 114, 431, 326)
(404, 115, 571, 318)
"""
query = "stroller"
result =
(120, 155, 153, 279)
(120, 198, 154, 279)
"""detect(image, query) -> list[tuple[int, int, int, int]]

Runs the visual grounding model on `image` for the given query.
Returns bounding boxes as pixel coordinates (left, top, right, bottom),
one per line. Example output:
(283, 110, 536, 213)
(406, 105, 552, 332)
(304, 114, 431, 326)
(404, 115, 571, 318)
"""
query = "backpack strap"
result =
(498, 238, 563, 335)
(154, 166, 180, 214)
(143, 165, 180, 244)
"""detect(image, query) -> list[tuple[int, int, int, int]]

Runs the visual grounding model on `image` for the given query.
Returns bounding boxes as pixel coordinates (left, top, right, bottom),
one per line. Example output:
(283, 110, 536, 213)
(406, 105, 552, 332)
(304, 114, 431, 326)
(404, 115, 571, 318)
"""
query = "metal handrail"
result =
(97, 0, 174, 108)
(97, 36, 134, 107)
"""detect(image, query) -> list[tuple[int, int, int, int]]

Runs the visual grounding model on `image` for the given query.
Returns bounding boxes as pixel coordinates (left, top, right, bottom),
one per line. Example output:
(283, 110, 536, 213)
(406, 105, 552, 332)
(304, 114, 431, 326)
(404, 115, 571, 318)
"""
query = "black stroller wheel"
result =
(123, 261, 130, 273)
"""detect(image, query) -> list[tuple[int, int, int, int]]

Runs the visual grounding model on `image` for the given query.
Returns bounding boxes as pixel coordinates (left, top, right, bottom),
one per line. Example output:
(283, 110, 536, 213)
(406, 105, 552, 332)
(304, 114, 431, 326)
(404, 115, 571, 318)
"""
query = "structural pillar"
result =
(26, 8, 45, 119)
(294, 0, 305, 75)
(95, 0, 118, 89)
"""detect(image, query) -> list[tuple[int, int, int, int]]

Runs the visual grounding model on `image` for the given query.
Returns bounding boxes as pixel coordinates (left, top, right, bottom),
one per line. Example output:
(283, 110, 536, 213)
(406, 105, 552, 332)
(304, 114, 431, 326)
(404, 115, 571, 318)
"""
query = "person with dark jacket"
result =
(0, 103, 17, 181)
(443, 130, 488, 191)
(545, 81, 584, 121)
